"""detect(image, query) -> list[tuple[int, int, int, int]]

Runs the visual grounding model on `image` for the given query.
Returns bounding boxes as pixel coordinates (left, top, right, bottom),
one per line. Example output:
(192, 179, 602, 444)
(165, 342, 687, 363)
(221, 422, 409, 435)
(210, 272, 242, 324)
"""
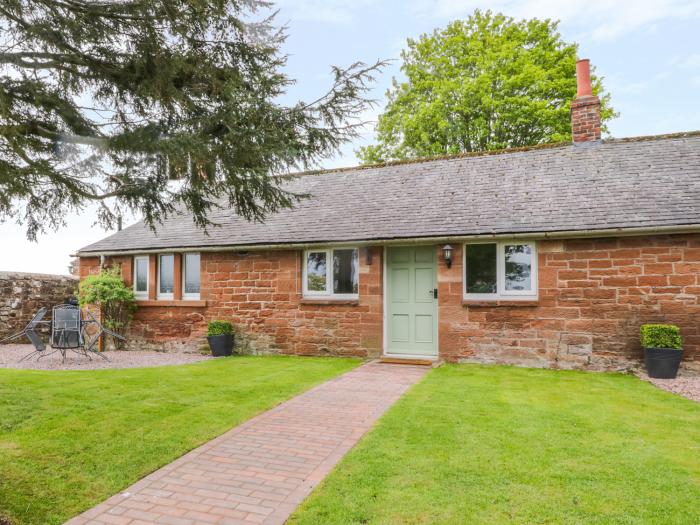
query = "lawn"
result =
(290, 365, 700, 525)
(0, 355, 358, 525)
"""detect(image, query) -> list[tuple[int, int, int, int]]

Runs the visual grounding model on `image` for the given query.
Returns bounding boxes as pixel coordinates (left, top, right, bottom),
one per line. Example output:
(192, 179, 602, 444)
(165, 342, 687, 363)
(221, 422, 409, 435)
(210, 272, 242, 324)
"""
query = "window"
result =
(303, 248, 359, 298)
(133, 256, 149, 299)
(183, 253, 201, 299)
(464, 242, 537, 300)
(158, 254, 174, 299)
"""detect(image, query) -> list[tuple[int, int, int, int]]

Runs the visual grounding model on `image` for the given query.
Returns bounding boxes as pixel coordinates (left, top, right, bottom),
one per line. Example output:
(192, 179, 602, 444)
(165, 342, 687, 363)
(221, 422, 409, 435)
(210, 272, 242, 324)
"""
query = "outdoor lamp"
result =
(442, 244, 453, 268)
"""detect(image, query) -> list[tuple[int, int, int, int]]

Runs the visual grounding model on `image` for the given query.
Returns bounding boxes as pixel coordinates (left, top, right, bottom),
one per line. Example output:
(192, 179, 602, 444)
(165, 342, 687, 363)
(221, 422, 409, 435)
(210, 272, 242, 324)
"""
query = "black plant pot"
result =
(207, 334, 234, 357)
(644, 347, 683, 379)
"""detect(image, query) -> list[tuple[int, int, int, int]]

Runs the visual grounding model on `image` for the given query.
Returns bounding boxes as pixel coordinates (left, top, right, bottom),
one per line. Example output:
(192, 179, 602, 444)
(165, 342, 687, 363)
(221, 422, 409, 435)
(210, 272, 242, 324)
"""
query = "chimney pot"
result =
(576, 59, 593, 97)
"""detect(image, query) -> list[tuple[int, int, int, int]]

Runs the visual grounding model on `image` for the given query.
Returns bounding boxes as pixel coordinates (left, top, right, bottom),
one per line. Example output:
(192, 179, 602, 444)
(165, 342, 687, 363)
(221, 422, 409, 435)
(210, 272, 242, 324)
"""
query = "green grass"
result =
(0, 356, 358, 525)
(290, 365, 700, 525)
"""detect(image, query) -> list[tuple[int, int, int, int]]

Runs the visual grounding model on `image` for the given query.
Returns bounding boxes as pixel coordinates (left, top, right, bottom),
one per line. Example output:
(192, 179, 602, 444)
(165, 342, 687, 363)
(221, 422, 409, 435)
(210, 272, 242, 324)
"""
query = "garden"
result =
(290, 365, 700, 525)
(0, 356, 359, 525)
(1, 269, 698, 525)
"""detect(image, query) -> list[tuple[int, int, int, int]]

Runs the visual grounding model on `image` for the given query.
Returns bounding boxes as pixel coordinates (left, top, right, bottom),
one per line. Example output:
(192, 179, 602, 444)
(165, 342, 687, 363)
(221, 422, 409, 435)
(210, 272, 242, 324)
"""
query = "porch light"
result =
(442, 244, 453, 268)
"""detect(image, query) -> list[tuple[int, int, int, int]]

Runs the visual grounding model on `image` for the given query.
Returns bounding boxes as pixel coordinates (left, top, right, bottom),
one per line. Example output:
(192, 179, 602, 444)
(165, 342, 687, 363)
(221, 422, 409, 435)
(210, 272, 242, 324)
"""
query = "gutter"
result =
(73, 223, 700, 258)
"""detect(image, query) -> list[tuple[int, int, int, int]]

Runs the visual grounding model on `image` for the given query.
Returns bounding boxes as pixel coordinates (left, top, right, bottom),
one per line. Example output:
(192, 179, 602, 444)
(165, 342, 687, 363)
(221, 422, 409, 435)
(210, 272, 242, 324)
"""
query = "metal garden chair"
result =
(1, 304, 126, 363)
(48, 304, 86, 361)
(0, 307, 51, 361)
(81, 309, 124, 359)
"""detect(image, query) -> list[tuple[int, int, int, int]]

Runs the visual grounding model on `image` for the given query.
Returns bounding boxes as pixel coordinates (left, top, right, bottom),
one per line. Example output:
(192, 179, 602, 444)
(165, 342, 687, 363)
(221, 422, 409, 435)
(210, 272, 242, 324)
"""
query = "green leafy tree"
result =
(0, 0, 383, 239)
(78, 266, 136, 349)
(358, 10, 615, 164)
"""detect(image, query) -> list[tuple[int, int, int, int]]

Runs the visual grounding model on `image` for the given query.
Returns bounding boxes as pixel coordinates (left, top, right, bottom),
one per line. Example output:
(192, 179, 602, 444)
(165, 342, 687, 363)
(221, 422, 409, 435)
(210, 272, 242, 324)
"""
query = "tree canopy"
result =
(0, 0, 383, 239)
(358, 10, 615, 164)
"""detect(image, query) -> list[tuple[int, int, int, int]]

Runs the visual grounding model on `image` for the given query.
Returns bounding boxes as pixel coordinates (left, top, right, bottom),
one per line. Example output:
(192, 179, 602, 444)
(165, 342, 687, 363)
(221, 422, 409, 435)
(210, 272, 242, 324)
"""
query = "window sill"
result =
(301, 298, 360, 306)
(136, 299, 207, 308)
(462, 299, 539, 307)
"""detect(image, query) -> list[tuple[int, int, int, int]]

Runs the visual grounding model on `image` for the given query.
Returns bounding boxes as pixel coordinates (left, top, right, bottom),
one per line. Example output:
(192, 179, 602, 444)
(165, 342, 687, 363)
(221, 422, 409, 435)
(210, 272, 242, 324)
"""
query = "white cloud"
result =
(275, 0, 375, 24)
(677, 53, 700, 69)
(617, 81, 648, 94)
(410, 0, 700, 41)
(0, 205, 118, 275)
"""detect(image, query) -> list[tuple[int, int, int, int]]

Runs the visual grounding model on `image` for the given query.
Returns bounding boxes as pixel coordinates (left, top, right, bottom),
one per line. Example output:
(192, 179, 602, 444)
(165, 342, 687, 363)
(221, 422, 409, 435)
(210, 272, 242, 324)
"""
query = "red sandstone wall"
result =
(200, 248, 382, 356)
(81, 248, 384, 357)
(79, 234, 700, 371)
(439, 235, 700, 371)
(78, 257, 101, 279)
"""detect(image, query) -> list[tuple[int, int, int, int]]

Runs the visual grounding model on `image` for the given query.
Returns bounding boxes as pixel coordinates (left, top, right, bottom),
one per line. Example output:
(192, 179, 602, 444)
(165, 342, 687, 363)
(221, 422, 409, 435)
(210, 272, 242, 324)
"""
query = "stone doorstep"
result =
(377, 357, 443, 367)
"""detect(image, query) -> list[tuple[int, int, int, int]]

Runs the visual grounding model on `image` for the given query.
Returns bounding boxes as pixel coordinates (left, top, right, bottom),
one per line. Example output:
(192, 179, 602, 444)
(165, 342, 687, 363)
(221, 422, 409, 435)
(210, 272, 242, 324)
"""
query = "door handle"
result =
(431, 288, 438, 299)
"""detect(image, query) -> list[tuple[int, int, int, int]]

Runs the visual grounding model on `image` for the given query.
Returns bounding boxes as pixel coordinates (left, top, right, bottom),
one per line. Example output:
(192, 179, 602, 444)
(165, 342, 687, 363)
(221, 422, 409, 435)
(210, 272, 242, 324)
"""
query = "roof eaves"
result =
(74, 222, 700, 257)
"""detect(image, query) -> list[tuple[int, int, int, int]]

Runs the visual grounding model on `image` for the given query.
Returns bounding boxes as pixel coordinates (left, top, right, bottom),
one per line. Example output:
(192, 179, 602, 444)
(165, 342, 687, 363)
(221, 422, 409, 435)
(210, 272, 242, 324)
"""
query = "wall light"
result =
(442, 244, 453, 269)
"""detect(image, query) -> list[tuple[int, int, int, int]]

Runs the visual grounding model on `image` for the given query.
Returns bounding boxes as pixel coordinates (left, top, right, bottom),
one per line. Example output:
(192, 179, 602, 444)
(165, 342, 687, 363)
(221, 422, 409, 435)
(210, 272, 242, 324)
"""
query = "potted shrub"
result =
(640, 324, 683, 379)
(207, 320, 235, 357)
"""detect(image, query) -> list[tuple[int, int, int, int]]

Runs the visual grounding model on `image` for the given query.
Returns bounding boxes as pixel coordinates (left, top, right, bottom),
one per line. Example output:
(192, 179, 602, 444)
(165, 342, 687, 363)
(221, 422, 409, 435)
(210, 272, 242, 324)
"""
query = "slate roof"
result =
(78, 132, 700, 255)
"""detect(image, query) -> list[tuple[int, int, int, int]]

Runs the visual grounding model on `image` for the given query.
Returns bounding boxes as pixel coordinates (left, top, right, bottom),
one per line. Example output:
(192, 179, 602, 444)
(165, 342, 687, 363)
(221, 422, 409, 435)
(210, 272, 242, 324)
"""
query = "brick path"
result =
(66, 361, 428, 525)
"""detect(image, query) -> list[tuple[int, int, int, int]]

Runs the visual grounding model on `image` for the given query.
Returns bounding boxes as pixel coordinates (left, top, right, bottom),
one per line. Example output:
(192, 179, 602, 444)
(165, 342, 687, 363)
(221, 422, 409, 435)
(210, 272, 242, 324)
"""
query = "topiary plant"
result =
(640, 324, 682, 350)
(79, 266, 136, 350)
(207, 320, 234, 337)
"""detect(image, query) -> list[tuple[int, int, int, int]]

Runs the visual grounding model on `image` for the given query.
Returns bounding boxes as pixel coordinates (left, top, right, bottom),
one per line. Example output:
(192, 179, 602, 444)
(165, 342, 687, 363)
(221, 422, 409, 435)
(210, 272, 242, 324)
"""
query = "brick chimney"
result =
(571, 59, 601, 144)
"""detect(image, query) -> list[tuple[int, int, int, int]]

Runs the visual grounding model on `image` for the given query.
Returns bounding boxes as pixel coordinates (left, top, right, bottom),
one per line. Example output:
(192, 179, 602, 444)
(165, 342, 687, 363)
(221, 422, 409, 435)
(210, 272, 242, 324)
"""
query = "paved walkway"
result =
(66, 362, 428, 525)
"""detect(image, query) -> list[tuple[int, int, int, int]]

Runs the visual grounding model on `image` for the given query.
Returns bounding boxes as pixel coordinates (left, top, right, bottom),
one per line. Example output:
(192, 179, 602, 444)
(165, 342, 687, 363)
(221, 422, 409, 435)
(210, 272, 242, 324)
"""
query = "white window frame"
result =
(182, 252, 201, 300)
(302, 248, 359, 300)
(157, 253, 175, 300)
(463, 241, 538, 301)
(133, 255, 149, 299)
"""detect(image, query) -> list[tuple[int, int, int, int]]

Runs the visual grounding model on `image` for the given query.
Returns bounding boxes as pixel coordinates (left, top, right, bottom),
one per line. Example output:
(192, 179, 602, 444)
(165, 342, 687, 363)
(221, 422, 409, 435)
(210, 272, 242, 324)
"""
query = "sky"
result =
(2, 0, 700, 275)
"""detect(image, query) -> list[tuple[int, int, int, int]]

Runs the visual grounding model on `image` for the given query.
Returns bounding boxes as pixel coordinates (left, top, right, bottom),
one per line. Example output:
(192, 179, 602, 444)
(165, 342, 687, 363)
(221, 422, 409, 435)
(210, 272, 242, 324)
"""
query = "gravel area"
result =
(638, 372, 700, 403)
(0, 344, 211, 370)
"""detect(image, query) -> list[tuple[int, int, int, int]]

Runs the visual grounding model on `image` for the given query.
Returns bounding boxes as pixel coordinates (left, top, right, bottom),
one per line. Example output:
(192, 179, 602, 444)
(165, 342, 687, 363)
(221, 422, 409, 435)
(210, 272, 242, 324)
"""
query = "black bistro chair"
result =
(48, 304, 84, 360)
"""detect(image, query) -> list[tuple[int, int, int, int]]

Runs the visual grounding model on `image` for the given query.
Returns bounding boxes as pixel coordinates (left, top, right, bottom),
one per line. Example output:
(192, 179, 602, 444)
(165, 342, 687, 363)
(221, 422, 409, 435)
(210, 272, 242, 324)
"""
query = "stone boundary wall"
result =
(0, 272, 79, 341)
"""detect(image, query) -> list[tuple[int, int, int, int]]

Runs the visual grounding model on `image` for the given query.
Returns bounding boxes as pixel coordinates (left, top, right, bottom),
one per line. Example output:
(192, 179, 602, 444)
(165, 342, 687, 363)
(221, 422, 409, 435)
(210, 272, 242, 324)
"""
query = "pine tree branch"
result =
(0, 0, 383, 240)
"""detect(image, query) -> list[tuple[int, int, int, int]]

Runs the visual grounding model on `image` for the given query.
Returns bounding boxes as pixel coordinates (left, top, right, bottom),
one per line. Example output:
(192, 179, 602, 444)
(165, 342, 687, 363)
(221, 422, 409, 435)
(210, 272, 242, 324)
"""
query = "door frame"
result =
(382, 244, 440, 359)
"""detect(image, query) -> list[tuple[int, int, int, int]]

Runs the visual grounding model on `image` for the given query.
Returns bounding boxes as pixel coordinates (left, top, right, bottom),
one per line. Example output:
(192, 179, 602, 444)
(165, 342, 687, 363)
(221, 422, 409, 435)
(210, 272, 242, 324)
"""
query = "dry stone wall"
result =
(0, 272, 79, 341)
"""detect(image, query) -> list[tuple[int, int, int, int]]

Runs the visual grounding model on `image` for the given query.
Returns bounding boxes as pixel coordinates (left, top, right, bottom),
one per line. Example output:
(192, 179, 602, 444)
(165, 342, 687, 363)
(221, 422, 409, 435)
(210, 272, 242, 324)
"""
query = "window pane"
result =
(504, 245, 533, 291)
(465, 244, 497, 294)
(333, 249, 358, 294)
(306, 252, 327, 292)
(184, 253, 200, 295)
(159, 255, 174, 294)
(135, 258, 148, 293)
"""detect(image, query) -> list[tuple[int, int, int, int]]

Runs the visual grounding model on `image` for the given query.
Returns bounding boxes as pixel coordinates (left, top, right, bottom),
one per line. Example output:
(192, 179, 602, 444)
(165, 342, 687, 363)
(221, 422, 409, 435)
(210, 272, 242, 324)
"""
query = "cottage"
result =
(77, 60, 700, 371)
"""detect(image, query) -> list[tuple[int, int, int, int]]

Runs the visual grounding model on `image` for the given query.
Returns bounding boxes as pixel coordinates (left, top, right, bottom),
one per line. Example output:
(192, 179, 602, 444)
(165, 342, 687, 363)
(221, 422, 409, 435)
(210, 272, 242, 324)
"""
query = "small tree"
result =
(79, 266, 136, 350)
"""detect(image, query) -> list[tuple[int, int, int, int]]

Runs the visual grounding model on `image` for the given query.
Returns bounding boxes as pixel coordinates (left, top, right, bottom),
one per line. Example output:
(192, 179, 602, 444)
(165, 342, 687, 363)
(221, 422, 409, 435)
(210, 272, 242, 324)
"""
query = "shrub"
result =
(79, 266, 136, 349)
(208, 320, 234, 337)
(640, 324, 682, 350)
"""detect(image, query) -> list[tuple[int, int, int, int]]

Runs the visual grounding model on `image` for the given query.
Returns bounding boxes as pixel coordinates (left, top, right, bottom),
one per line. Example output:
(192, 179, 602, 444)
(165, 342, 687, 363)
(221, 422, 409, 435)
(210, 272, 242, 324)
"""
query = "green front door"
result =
(386, 246, 438, 357)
